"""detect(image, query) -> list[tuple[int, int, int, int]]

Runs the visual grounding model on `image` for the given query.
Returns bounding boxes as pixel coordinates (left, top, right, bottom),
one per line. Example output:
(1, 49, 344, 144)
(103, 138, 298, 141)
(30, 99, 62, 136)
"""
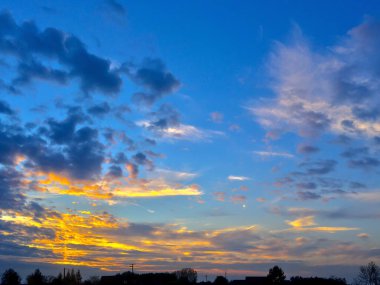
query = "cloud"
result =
(28, 169, 202, 200)
(213, 192, 226, 202)
(0, 204, 375, 276)
(210, 112, 224, 123)
(296, 182, 317, 190)
(46, 107, 87, 144)
(0, 11, 122, 95)
(347, 191, 380, 202)
(14, 59, 68, 85)
(348, 157, 380, 170)
(0, 167, 24, 209)
(137, 104, 223, 141)
(87, 102, 111, 117)
(285, 216, 358, 233)
(250, 19, 380, 139)
(113, 184, 201, 198)
(296, 191, 322, 201)
(230, 195, 247, 204)
(299, 160, 337, 175)
(270, 205, 380, 221)
(228, 175, 250, 181)
(104, 0, 126, 16)
(126, 58, 180, 106)
(153, 169, 198, 182)
(132, 152, 154, 171)
(287, 216, 316, 228)
(357, 233, 369, 239)
(158, 124, 213, 141)
(138, 120, 214, 142)
(350, 181, 367, 189)
(0, 100, 14, 115)
(107, 165, 123, 178)
(253, 151, 294, 158)
(341, 147, 369, 158)
(297, 144, 320, 154)
(0, 108, 104, 181)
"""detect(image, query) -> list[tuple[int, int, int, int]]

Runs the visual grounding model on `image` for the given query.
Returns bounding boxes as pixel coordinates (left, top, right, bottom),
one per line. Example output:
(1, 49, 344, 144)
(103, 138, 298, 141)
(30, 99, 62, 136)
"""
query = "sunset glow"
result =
(0, 1, 379, 282)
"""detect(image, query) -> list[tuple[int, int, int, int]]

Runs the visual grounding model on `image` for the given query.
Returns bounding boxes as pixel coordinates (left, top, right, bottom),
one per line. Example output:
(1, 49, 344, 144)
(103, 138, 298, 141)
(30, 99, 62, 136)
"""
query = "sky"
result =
(0, 0, 379, 282)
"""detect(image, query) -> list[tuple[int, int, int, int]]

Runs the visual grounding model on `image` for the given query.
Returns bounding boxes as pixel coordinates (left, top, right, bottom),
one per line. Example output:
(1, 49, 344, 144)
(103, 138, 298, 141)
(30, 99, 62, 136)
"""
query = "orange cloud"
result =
(25, 171, 202, 200)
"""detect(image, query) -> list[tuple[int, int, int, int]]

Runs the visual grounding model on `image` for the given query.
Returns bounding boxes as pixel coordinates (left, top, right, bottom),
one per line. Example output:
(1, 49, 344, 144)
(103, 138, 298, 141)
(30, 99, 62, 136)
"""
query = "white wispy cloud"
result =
(137, 120, 223, 142)
(249, 20, 380, 138)
(154, 168, 198, 181)
(228, 175, 250, 181)
(253, 151, 294, 158)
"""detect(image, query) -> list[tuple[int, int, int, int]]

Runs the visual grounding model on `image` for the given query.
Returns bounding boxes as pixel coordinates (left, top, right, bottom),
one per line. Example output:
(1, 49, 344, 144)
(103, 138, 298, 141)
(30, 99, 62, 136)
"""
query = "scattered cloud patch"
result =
(0, 11, 122, 95)
(228, 175, 250, 181)
(250, 19, 380, 139)
(253, 151, 294, 158)
(297, 144, 320, 154)
(357, 233, 369, 239)
(210, 112, 224, 123)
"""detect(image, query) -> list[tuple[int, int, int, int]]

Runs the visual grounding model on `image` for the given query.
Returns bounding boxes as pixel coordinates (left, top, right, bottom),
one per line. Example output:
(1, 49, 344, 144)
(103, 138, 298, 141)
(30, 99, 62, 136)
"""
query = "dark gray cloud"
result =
(65, 127, 104, 179)
(111, 152, 129, 164)
(104, 0, 126, 15)
(0, 167, 24, 209)
(46, 107, 87, 144)
(0, 100, 14, 115)
(0, 108, 104, 180)
(125, 58, 180, 106)
(352, 106, 380, 121)
(341, 147, 369, 158)
(30, 104, 48, 113)
(148, 104, 181, 132)
(13, 59, 68, 85)
(332, 20, 380, 104)
(348, 156, 380, 170)
(374, 136, 380, 145)
(107, 165, 123, 177)
(332, 134, 352, 145)
(349, 181, 367, 189)
(0, 11, 122, 95)
(132, 152, 154, 170)
(129, 58, 180, 94)
(296, 182, 317, 190)
(299, 160, 337, 175)
(297, 191, 322, 200)
(87, 102, 111, 117)
(132, 92, 159, 107)
(317, 177, 343, 189)
(297, 144, 320, 154)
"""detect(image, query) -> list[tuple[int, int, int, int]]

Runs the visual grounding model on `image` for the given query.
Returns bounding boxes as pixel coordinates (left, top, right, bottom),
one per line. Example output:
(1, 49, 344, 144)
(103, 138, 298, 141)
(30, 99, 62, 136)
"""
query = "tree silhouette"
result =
(175, 268, 197, 284)
(267, 266, 286, 284)
(354, 261, 380, 285)
(1, 269, 21, 285)
(27, 269, 46, 285)
(213, 276, 228, 285)
(63, 269, 82, 285)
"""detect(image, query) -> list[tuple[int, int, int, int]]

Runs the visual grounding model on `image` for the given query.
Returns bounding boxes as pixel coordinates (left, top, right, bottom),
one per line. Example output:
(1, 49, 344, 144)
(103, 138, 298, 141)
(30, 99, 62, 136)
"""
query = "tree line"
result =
(1, 261, 379, 285)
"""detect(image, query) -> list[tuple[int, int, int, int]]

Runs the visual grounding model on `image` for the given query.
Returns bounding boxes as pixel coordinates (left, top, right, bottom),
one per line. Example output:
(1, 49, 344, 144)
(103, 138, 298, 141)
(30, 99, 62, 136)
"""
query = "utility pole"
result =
(129, 264, 134, 274)
(205, 275, 208, 282)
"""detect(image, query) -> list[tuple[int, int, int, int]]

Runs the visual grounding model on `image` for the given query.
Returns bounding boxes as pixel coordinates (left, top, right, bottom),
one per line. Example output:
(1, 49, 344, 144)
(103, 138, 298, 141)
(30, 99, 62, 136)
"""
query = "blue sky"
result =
(0, 0, 379, 282)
